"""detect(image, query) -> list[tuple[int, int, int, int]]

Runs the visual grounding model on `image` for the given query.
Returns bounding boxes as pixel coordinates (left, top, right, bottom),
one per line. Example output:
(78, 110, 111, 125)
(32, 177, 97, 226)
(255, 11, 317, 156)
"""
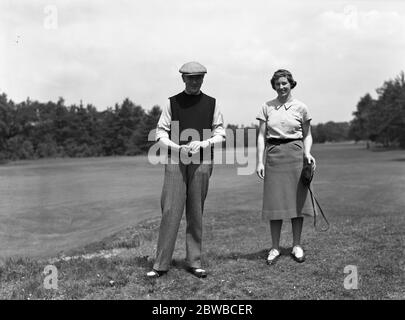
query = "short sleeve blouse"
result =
(256, 98, 312, 139)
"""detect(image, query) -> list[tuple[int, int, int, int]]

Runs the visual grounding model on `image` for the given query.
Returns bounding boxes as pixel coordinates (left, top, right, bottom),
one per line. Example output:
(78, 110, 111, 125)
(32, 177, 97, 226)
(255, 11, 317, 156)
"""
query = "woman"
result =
(256, 69, 316, 265)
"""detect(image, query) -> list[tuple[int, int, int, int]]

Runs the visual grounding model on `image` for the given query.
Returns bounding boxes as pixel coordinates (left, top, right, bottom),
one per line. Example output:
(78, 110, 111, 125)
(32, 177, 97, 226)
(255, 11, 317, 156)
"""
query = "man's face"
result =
(182, 74, 204, 95)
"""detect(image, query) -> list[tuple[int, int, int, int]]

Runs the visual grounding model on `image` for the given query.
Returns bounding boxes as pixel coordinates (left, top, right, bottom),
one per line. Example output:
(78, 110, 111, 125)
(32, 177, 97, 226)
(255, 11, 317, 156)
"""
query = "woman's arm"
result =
(256, 120, 266, 179)
(302, 121, 316, 169)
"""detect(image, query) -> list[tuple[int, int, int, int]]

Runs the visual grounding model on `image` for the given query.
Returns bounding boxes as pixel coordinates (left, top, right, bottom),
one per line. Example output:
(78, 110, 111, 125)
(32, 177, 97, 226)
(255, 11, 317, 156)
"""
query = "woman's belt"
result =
(266, 138, 301, 144)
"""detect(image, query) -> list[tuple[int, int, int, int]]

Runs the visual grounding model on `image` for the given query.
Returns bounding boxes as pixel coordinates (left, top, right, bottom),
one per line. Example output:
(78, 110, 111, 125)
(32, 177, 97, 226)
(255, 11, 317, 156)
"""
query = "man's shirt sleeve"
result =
(212, 102, 226, 138)
(155, 99, 171, 141)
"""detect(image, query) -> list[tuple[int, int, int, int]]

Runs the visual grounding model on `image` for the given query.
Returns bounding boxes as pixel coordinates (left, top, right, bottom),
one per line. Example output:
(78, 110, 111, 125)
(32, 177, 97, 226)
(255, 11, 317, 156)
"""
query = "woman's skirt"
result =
(262, 139, 314, 221)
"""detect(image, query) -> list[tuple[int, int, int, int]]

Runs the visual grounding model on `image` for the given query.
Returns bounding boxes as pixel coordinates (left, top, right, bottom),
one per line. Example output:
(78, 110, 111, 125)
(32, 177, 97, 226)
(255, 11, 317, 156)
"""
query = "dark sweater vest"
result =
(169, 91, 215, 161)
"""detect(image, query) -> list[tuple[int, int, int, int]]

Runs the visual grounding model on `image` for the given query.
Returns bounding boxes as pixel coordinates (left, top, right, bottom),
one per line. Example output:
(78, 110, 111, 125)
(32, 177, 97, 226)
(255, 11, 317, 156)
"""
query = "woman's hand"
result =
(304, 153, 316, 170)
(302, 121, 315, 169)
(256, 162, 265, 179)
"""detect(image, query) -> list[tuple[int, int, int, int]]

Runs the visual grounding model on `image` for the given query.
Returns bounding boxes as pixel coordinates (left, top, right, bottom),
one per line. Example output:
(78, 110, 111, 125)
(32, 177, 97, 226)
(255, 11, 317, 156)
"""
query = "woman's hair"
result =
(270, 69, 297, 90)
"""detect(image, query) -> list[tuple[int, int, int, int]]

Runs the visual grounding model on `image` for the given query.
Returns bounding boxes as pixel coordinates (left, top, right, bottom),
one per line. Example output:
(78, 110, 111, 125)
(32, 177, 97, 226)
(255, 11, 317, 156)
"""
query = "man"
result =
(147, 61, 226, 278)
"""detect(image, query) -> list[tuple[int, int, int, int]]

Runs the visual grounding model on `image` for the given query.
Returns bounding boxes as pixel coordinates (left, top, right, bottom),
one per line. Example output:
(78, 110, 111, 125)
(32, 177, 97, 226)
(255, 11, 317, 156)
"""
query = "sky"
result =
(1, 0, 404, 125)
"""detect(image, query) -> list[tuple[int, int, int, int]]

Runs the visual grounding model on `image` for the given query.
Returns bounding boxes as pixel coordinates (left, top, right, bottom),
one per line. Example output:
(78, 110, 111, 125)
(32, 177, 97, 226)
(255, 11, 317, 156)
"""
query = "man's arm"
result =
(156, 100, 189, 153)
(208, 102, 226, 144)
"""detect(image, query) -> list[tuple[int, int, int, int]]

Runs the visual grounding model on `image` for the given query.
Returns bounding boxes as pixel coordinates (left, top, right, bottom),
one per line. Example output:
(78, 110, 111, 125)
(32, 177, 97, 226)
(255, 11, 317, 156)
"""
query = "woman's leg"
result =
(270, 219, 283, 249)
(291, 217, 303, 247)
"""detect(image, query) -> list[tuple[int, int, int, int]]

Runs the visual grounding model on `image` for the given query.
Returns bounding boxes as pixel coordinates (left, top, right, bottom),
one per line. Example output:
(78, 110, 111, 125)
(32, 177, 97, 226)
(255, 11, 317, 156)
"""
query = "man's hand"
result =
(187, 140, 210, 154)
(179, 145, 191, 156)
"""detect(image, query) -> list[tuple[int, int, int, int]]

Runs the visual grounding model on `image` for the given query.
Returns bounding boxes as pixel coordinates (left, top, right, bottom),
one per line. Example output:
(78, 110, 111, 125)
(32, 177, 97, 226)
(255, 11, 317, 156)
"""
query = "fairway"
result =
(0, 142, 404, 299)
(1, 143, 404, 261)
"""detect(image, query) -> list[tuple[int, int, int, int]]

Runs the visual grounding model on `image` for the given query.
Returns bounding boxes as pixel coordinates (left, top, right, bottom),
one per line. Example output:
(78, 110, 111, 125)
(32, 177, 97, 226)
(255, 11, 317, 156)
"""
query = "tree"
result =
(349, 71, 405, 148)
(127, 105, 162, 155)
(0, 93, 12, 158)
(373, 72, 405, 146)
(348, 93, 374, 142)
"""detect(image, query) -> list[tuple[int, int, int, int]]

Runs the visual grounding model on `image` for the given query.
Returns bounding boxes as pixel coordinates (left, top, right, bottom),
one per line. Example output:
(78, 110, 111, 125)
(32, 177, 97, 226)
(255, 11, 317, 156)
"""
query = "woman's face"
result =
(274, 76, 292, 98)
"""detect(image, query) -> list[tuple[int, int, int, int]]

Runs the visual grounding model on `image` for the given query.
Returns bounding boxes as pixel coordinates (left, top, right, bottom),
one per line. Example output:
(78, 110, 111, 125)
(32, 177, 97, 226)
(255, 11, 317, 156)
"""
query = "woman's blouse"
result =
(256, 97, 312, 140)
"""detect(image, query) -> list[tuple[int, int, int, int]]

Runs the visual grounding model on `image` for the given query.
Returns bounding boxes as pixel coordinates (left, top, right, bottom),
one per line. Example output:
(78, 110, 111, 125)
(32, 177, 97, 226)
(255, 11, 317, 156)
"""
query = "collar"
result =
(275, 98, 295, 110)
(183, 90, 202, 96)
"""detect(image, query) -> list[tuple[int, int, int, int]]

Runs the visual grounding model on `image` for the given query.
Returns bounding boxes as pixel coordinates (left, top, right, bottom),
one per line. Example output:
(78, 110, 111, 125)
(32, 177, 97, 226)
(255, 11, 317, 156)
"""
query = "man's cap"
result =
(179, 61, 207, 75)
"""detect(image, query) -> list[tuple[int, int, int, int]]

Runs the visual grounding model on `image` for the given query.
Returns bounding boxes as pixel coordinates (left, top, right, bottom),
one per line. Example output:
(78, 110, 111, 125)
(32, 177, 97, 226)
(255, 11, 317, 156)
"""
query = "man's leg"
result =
(185, 163, 213, 269)
(153, 163, 187, 271)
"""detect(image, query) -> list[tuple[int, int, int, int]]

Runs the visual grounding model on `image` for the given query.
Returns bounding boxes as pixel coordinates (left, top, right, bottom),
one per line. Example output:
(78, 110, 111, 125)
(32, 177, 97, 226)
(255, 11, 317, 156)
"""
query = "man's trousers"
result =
(153, 163, 213, 271)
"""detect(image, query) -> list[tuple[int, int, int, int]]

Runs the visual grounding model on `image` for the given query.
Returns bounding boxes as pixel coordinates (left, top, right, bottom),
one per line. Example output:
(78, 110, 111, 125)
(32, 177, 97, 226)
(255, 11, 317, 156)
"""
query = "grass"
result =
(0, 143, 404, 299)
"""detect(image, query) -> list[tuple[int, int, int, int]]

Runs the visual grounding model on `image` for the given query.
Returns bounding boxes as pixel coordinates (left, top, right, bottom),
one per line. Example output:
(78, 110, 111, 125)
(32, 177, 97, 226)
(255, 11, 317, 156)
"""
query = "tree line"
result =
(0, 93, 373, 162)
(0, 94, 161, 161)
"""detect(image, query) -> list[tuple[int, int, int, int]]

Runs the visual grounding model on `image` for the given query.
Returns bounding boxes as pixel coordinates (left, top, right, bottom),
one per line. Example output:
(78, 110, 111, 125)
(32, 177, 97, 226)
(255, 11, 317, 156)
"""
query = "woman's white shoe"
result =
(291, 245, 306, 263)
(266, 248, 281, 265)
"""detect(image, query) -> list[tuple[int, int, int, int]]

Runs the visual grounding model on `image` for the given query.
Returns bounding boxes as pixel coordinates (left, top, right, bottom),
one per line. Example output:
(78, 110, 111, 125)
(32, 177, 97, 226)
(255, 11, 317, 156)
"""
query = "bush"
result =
(0, 151, 8, 163)
(19, 140, 35, 159)
(36, 141, 58, 158)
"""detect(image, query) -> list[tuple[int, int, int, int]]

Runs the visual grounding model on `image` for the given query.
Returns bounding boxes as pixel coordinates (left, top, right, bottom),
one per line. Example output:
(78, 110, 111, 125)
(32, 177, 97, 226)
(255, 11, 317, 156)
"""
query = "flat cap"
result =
(179, 61, 207, 75)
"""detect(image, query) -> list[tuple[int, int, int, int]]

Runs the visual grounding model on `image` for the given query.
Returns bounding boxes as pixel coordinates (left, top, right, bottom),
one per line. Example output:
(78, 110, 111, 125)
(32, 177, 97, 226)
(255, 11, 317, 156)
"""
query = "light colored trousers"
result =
(153, 163, 213, 271)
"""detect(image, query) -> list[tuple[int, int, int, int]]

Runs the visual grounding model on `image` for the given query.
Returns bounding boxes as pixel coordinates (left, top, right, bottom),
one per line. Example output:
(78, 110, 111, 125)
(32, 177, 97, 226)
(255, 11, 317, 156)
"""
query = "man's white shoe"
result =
(146, 269, 167, 278)
(188, 267, 207, 278)
(266, 248, 281, 265)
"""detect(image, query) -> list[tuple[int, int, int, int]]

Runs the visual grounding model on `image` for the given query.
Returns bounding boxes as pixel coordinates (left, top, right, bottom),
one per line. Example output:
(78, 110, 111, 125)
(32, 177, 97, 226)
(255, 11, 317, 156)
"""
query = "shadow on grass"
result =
(141, 259, 206, 280)
(391, 158, 405, 162)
